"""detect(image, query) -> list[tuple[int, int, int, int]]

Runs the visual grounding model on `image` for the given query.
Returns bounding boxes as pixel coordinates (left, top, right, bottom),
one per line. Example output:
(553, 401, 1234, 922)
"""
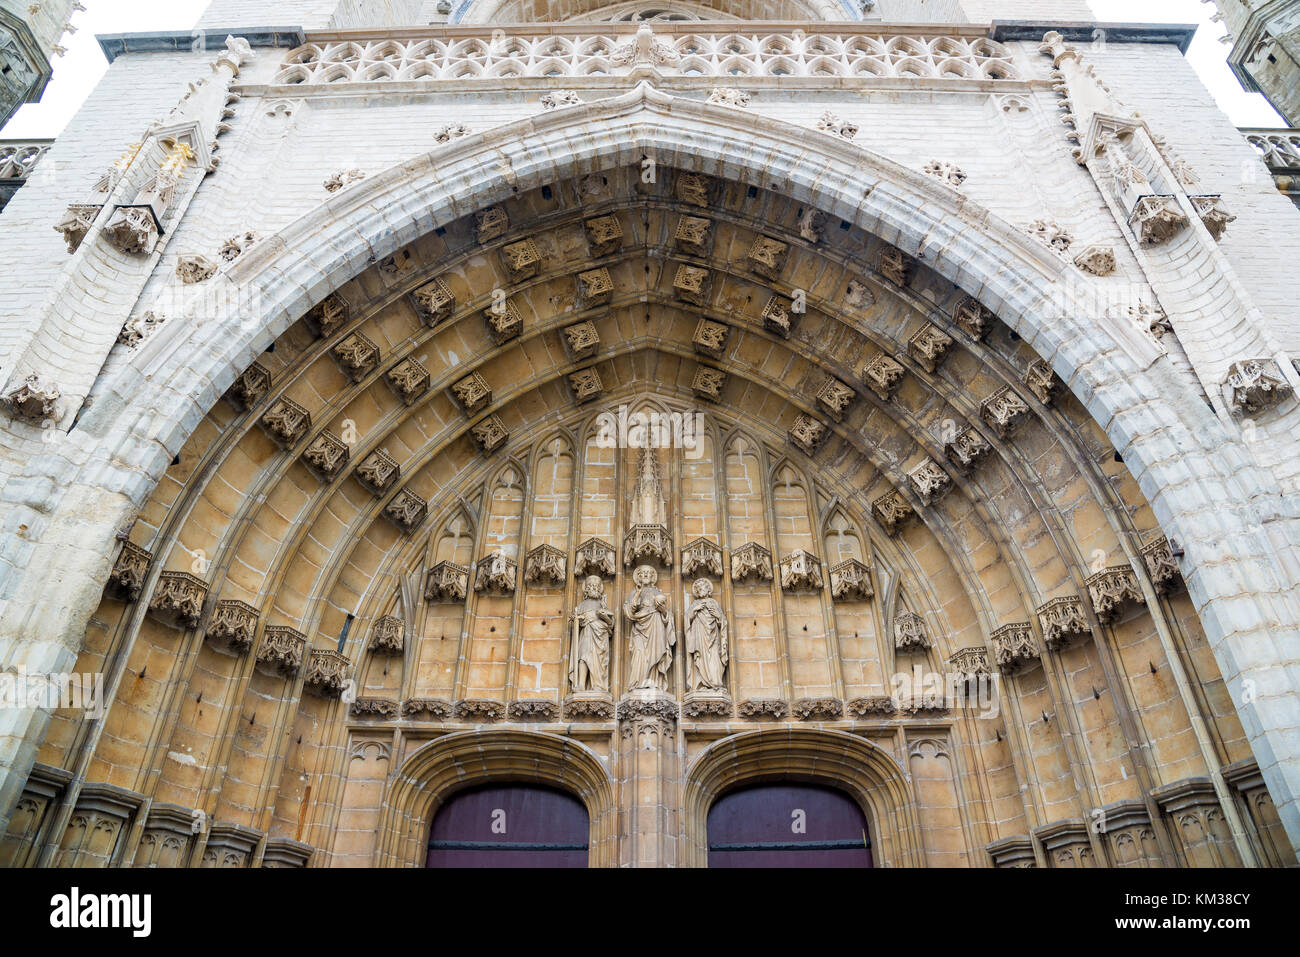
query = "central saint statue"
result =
(624, 564, 676, 692)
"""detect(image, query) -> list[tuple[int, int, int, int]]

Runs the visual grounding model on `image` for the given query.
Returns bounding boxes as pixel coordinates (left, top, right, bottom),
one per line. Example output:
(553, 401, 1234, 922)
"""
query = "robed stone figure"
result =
(624, 565, 676, 692)
(570, 575, 613, 694)
(685, 578, 728, 694)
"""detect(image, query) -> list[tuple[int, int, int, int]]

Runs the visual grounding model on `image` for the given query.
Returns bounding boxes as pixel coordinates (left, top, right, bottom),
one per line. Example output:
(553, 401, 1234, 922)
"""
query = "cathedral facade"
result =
(1, 0, 1299, 868)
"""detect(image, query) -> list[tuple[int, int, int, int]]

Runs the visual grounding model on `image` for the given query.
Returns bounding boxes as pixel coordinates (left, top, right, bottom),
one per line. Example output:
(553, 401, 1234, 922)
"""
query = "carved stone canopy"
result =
(1141, 536, 1184, 595)
(1225, 358, 1293, 416)
(675, 172, 713, 206)
(501, 238, 541, 280)
(568, 367, 604, 404)
(332, 332, 380, 382)
(908, 458, 951, 505)
(747, 235, 789, 280)
(691, 366, 726, 402)
(675, 215, 712, 255)
(303, 650, 351, 698)
(908, 325, 953, 373)
(674, 264, 711, 305)
(1085, 564, 1146, 624)
(474, 552, 518, 594)
(259, 398, 311, 449)
(563, 320, 600, 360)
(576, 267, 613, 307)
(475, 205, 509, 243)
(6, 372, 60, 422)
(450, 372, 492, 415)
(107, 541, 152, 602)
(779, 549, 823, 592)
(788, 414, 829, 456)
(411, 276, 455, 326)
(225, 362, 272, 412)
(991, 623, 1039, 673)
(815, 377, 855, 422)
(304, 294, 348, 339)
(383, 488, 428, 534)
(1023, 359, 1060, 405)
(948, 647, 991, 685)
(981, 386, 1031, 439)
(945, 426, 991, 474)
(483, 298, 523, 344)
(1037, 596, 1091, 651)
(872, 490, 915, 536)
(524, 544, 567, 586)
(147, 571, 208, 630)
(681, 537, 723, 578)
(425, 561, 470, 603)
(574, 538, 616, 578)
(894, 612, 930, 651)
(829, 558, 874, 601)
(584, 215, 623, 257)
(761, 295, 794, 339)
(624, 525, 672, 568)
(258, 626, 307, 678)
(953, 296, 995, 340)
(862, 352, 905, 401)
(385, 358, 430, 405)
(730, 541, 774, 583)
(369, 615, 404, 655)
(878, 245, 909, 286)
(353, 448, 400, 496)
(301, 430, 350, 482)
(206, 599, 258, 652)
(692, 318, 729, 358)
(470, 415, 509, 454)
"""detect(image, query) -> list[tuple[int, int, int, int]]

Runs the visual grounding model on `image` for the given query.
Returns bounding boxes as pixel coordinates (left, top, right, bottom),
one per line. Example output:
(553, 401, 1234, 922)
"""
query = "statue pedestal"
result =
(682, 691, 732, 719)
(616, 690, 679, 867)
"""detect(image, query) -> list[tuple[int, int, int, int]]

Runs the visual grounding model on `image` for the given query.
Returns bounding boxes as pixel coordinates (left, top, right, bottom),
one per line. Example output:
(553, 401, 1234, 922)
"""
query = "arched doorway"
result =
(426, 784, 590, 867)
(707, 783, 872, 868)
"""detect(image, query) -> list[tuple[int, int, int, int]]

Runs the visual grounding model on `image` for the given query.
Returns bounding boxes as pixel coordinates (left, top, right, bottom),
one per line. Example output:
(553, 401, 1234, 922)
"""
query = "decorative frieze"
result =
(501, 238, 541, 280)
(332, 332, 379, 381)
(788, 414, 829, 456)
(739, 698, 789, 719)
(475, 552, 518, 594)
(847, 696, 896, 717)
(991, 623, 1038, 673)
(673, 264, 711, 305)
(923, 159, 966, 188)
(872, 491, 915, 536)
(779, 549, 823, 592)
(981, 386, 1031, 438)
(617, 697, 680, 723)
(353, 448, 400, 495)
(953, 296, 994, 340)
(385, 358, 430, 405)
(681, 538, 723, 578)
(304, 294, 348, 339)
(691, 366, 726, 401)
(351, 697, 397, 718)
(829, 559, 874, 601)
(108, 542, 152, 602)
(411, 277, 455, 326)
(747, 235, 789, 280)
(383, 487, 428, 533)
(258, 626, 307, 677)
(509, 699, 560, 720)
(369, 616, 404, 655)
(908, 459, 951, 505)
(147, 571, 207, 629)
(894, 612, 930, 651)
(1037, 596, 1090, 651)
(862, 352, 905, 400)
(878, 245, 909, 286)
(303, 650, 351, 698)
(908, 325, 953, 373)
(1085, 565, 1146, 624)
(524, 544, 566, 586)
(225, 362, 271, 411)
(1023, 359, 1060, 405)
(761, 295, 795, 339)
(6, 373, 60, 422)
(563, 696, 615, 719)
(301, 430, 349, 482)
(450, 372, 491, 415)
(584, 215, 622, 256)
(1141, 536, 1183, 594)
(402, 698, 453, 719)
(731, 541, 774, 583)
(815, 377, 855, 421)
(455, 699, 507, 721)
(674, 215, 712, 255)
(568, 367, 604, 404)
(944, 426, 991, 473)
(692, 318, 729, 358)
(206, 599, 258, 652)
(470, 415, 509, 453)
(792, 697, 843, 720)
(474, 205, 509, 243)
(1224, 358, 1293, 415)
(683, 697, 733, 718)
(574, 538, 616, 578)
(483, 298, 523, 344)
(424, 561, 470, 602)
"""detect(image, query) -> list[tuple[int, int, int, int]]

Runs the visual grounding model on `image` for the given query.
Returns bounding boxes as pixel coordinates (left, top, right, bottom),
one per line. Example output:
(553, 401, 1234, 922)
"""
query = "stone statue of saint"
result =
(624, 564, 676, 692)
(685, 578, 728, 694)
(570, 575, 613, 694)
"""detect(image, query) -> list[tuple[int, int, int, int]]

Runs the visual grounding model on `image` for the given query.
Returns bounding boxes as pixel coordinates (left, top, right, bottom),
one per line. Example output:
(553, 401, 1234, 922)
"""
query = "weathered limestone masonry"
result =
(0, 0, 1298, 868)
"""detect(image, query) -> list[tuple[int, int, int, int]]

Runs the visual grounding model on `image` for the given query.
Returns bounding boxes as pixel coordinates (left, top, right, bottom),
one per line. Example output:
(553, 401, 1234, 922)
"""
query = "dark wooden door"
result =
(426, 784, 589, 868)
(707, 783, 873, 867)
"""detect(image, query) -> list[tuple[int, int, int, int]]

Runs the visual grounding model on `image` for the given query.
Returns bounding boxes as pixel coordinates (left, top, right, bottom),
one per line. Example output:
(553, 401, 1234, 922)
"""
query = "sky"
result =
(0, 0, 1285, 139)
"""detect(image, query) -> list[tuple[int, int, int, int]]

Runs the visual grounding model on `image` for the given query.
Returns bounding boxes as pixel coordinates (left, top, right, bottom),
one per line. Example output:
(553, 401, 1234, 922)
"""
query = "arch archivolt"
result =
(12, 91, 1289, 867)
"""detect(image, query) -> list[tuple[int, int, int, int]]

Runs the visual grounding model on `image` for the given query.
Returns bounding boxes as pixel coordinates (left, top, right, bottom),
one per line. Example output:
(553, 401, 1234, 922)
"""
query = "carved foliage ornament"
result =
(470, 415, 509, 454)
